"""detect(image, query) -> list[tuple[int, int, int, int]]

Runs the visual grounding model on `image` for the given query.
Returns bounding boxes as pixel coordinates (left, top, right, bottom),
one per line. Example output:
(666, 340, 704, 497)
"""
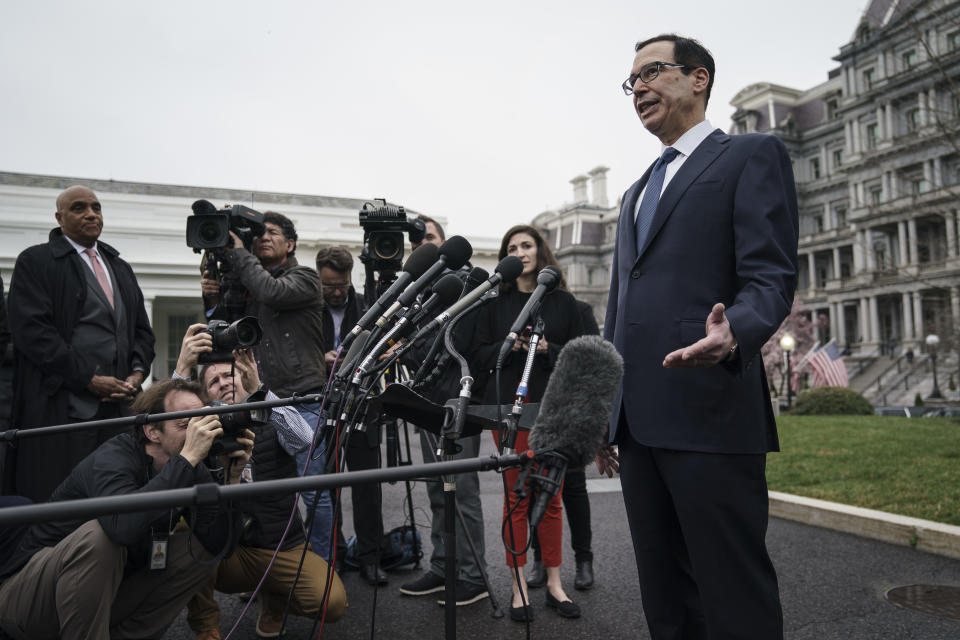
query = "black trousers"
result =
(531, 467, 593, 563)
(618, 431, 783, 640)
(333, 427, 384, 566)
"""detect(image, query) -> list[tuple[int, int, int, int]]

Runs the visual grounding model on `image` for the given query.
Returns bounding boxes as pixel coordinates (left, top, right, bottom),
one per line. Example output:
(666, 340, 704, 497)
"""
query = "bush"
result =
(791, 387, 873, 415)
(914, 392, 924, 407)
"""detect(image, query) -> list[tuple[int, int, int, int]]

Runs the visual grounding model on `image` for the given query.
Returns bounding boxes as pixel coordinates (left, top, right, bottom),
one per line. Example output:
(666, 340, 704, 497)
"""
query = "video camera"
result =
(359, 199, 426, 275)
(186, 200, 265, 253)
(197, 317, 264, 364)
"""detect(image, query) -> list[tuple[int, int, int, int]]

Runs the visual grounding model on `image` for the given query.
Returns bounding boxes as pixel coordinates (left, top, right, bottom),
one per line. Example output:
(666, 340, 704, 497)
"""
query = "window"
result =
(833, 149, 843, 168)
(166, 315, 197, 377)
(905, 108, 919, 132)
(950, 30, 960, 52)
(835, 206, 847, 228)
(826, 98, 839, 120)
(814, 215, 824, 233)
(810, 158, 821, 180)
(870, 187, 883, 205)
(866, 123, 878, 149)
(863, 68, 875, 90)
(912, 179, 930, 194)
(902, 50, 917, 70)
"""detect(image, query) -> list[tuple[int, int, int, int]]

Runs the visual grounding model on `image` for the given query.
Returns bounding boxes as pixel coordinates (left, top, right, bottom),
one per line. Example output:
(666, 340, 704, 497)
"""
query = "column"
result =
(865, 229, 876, 270)
(886, 103, 894, 138)
(946, 213, 957, 258)
(845, 120, 853, 151)
(856, 182, 865, 207)
(877, 51, 886, 79)
(142, 296, 155, 390)
(882, 172, 890, 201)
(836, 302, 847, 345)
(919, 91, 928, 126)
(913, 291, 924, 339)
(924, 160, 934, 186)
(852, 119, 862, 153)
(876, 106, 885, 139)
(849, 182, 858, 208)
(952, 286, 960, 331)
(902, 292, 915, 340)
(842, 66, 850, 97)
(929, 87, 938, 124)
(768, 98, 776, 129)
(869, 296, 880, 346)
(853, 230, 864, 272)
(908, 218, 919, 264)
(933, 156, 943, 188)
(860, 298, 871, 343)
(833, 247, 842, 280)
(898, 221, 909, 266)
(808, 253, 817, 291)
(889, 168, 899, 199)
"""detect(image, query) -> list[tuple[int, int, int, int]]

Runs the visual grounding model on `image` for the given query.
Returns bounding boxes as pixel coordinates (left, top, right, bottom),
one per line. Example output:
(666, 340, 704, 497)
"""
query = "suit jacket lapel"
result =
(635, 129, 731, 261)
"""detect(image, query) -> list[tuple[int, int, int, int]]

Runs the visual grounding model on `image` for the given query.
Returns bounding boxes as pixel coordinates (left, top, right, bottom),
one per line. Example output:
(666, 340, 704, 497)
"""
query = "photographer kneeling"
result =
(175, 325, 347, 640)
(0, 378, 251, 640)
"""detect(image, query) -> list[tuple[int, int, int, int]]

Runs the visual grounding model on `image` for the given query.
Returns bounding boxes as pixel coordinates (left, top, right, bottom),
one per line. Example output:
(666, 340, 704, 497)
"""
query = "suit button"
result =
(631, 270, 641, 279)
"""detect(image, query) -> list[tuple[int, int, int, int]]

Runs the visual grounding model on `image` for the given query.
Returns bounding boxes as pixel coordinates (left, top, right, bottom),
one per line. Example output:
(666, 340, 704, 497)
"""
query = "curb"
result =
(768, 491, 960, 560)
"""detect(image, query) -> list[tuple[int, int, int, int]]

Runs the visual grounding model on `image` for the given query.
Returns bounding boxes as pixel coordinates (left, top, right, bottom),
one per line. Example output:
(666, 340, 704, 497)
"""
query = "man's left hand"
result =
(228, 230, 243, 249)
(662, 303, 737, 369)
(222, 428, 255, 483)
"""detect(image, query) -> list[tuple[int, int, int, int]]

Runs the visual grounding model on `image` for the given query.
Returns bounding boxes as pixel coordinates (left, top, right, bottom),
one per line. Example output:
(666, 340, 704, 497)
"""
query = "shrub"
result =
(914, 392, 924, 407)
(791, 386, 873, 415)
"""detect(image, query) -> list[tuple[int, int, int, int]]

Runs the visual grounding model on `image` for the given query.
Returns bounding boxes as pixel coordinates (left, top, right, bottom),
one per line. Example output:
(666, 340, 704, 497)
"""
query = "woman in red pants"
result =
(472, 225, 584, 622)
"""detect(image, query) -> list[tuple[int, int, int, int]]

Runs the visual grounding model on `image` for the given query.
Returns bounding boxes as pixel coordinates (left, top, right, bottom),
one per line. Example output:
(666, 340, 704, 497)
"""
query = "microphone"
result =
(413, 255, 523, 341)
(340, 243, 438, 350)
(496, 265, 561, 367)
(526, 335, 623, 528)
(192, 199, 218, 215)
(459, 266, 489, 300)
(375, 236, 473, 329)
(352, 274, 463, 384)
(333, 329, 371, 382)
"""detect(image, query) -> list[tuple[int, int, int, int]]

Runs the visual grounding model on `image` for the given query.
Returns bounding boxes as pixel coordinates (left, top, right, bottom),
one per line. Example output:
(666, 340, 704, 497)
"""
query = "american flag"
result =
(809, 340, 849, 387)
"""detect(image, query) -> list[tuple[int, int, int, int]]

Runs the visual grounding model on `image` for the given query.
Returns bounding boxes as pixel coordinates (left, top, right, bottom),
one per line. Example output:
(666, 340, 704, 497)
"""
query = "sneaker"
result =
(399, 571, 445, 596)
(255, 595, 285, 638)
(437, 580, 490, 606)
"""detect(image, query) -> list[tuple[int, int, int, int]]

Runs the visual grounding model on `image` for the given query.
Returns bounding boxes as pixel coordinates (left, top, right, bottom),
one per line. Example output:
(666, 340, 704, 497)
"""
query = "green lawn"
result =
(768, 415, 960, 525)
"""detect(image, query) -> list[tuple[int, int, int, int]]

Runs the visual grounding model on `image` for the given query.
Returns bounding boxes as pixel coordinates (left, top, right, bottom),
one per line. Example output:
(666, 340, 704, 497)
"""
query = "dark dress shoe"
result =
(509, 604, 534, 622)
(574, 559, 594, 590)
(360, 563, 388, 586)
(526, 560, 546, 588)
(545, 591, 581, 618)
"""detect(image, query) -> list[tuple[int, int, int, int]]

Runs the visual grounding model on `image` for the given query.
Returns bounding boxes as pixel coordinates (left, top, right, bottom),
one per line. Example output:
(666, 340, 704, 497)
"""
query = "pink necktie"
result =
(84, 248, 115, 308)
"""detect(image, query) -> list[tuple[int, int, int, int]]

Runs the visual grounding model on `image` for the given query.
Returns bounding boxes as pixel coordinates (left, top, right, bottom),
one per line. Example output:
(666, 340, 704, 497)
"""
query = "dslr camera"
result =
(359, 199, 426, 274)
(197, 317, 264, 364)
(206, 388, 270, 461)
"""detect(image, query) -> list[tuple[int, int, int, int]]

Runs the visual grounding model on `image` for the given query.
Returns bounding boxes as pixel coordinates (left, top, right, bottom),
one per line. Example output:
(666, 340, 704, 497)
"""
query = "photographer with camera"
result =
(174, 325, 347, 639)
(0, 378, 251, 640)
(199, 211, 333, 564)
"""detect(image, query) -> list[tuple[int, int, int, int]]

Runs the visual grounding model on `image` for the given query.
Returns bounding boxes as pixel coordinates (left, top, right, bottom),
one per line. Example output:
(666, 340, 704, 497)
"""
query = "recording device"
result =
(340, 243, 439, 351)
(197, 317, 263, 364)
(186, 199, 266, 321)
(359, 199, 427, 274)
(186, 200, 266, 252)
(206, 389, 270, 459)
(496, 265, 561, 368)
(525, 335, 624, 528)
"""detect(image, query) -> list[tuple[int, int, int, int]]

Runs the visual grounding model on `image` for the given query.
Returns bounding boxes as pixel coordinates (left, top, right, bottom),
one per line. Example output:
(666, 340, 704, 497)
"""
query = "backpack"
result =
(344, 525, 423, 571)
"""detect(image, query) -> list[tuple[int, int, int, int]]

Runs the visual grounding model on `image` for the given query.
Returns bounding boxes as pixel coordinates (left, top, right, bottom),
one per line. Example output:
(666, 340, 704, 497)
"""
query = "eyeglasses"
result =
(622, 61, 691, 95)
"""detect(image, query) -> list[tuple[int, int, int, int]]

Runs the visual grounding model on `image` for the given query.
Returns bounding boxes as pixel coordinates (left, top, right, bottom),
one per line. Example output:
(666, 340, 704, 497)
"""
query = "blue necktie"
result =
(635, 146, 680, 253)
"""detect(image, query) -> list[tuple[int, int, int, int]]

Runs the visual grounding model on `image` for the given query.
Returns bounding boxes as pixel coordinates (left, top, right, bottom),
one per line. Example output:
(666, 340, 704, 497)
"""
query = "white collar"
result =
(662, 119, 714, 158)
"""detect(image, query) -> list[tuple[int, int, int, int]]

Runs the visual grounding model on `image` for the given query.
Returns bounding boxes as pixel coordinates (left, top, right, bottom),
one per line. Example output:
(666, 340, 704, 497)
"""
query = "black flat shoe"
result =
(546, 591, 581, 618)
(526, 560, 546, 588)
(574, 559, 594, 590)
(359, 563, 388, 586)
(510, 604, 535, 622)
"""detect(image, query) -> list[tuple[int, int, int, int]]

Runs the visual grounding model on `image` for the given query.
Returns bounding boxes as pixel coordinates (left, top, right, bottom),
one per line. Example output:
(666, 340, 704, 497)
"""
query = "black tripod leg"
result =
(443, 474, 456, 640)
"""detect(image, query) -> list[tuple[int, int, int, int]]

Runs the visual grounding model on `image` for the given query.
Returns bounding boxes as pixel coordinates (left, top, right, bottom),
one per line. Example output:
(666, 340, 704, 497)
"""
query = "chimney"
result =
(570, 174, 589, 204)
(588, 166, 610, 207)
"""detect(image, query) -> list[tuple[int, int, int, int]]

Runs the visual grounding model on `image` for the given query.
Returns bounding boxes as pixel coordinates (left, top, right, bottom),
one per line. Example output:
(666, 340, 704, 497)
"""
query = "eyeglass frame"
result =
(622, 61, 693, 95)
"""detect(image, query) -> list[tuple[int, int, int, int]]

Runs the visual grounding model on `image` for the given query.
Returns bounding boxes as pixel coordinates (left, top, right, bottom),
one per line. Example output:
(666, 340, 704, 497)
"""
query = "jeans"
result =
(294, 401, 333, 561)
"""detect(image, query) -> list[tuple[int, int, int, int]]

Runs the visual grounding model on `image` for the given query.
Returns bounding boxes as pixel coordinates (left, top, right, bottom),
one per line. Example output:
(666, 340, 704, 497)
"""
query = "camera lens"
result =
(199, 221, 222, 243)
(231, 317, 263, 347)
(373, 232, 402, 260)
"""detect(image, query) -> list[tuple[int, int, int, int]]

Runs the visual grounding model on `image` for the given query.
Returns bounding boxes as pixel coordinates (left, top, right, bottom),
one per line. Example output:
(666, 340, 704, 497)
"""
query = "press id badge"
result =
(150, 537, 168, 570)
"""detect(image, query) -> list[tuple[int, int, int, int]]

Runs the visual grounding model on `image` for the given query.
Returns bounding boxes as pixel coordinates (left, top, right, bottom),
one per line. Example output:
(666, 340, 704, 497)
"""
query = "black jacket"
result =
(321, 286, 365, 353)
(0, 433, 237, 579)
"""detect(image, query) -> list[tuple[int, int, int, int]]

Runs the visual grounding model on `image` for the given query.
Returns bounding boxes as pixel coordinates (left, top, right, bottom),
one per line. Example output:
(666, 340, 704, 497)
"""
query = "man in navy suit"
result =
(599, 34, 798, 639)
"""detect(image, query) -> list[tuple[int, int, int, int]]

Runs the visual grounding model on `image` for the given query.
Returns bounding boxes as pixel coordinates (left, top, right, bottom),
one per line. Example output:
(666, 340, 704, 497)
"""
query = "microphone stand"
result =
(500, 312, 544, 455)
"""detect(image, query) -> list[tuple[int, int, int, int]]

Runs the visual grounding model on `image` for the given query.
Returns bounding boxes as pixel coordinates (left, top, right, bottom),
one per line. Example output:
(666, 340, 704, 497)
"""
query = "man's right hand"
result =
(88, 375, 138, 402)
(175, 323, 213, 378)
(324, 350, 338, 370)
(179, 414, 224, 467)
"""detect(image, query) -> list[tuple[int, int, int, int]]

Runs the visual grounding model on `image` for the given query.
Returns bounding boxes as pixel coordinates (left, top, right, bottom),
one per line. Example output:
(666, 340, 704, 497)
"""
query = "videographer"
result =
(174, 325, 347, 639)
(0, 378, 251, 639)
(201, 211, 333, 562)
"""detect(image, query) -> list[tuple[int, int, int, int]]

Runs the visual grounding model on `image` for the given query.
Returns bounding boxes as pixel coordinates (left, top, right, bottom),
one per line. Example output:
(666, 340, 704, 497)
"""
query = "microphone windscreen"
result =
(496, 256, 524, 283)
(338, 329, 371, 375)
(438, 235, 473, 270)
(462, 266, 489, 297)
(403, 243, 439, 278)
(433, 273, 465, 306)
(191, 199, 218, 215)
(536, 265, 561, 290)
(528, 335, 623, 467)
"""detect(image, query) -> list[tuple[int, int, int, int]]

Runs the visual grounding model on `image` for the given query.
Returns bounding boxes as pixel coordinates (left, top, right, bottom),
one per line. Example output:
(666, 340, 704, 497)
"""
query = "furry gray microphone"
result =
(526, 335, 622, 528)
(528, 335, 624, 466)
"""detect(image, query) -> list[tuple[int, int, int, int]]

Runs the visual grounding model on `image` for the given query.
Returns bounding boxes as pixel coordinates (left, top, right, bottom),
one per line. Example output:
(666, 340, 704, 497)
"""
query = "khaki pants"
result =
(0, 519, 216, 640)
(186, 543, 348, 633)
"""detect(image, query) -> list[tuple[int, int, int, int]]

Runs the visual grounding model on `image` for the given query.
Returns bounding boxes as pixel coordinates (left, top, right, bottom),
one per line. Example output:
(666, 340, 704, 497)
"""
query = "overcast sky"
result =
(1, 1, 868, 242)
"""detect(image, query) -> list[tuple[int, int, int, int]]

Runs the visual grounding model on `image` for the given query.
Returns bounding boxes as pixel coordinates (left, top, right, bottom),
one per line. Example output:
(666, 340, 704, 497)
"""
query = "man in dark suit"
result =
(600, 35, 798, 639)
(6, 185, 155, 502)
